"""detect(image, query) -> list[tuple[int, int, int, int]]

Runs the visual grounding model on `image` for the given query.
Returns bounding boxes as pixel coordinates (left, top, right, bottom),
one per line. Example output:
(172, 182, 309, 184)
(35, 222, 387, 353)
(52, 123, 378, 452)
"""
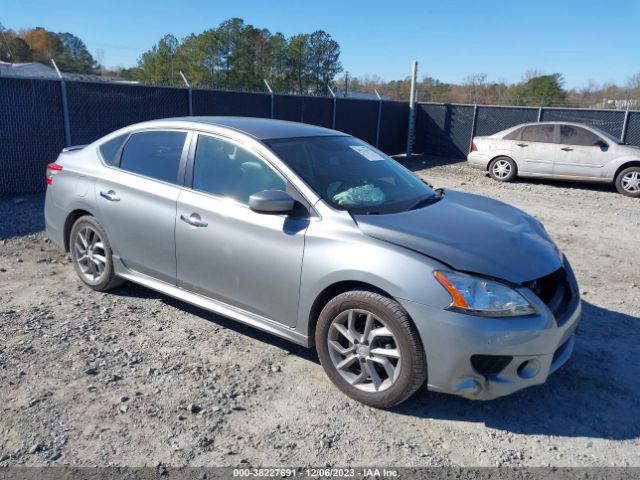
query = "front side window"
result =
(521, 125, 555, 143)
(265, 136, 436, 214)
(193, 135, 285, 205)
(119, 131, 187, 184)
(560, 126, 601, 146)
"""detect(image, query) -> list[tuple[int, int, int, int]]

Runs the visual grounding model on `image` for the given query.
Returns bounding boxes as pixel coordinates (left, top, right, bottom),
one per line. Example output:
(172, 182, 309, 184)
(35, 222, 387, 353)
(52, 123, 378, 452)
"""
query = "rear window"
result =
(99, 134, 128, 166)
(119, 131, 187, 184)
(521, 125, 555, 143)
(503, 127, 523, 140)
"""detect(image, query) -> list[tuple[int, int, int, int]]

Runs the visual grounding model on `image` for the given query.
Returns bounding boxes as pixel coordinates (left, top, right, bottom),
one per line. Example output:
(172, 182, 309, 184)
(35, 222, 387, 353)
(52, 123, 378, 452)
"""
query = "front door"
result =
(554, 125, 609, 178)
(175, 133, 308, 327)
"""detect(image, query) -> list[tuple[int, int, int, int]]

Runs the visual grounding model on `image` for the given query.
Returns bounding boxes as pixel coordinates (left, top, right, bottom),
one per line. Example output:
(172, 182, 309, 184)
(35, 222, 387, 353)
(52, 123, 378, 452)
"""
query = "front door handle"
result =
(100, 190, 120, 202)
(180, 213, 208, 227)
(517, 143, 528, 148)
(561, 147, 573, 151)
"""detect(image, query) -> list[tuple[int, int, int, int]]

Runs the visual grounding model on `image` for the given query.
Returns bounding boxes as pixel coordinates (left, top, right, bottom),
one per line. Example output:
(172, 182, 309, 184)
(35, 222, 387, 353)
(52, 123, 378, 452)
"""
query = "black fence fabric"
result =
(378, 101, 409, 155)
(67, 82, 189, 145)
(415, 103, 475, 158)
(0, 78, 66, 196)
(415, 102, 640, 159)
(626, 112, 640, 147)
(273, 94, 333, 128)
(0, 77, 404, 196)
(192, 90, 270, 117)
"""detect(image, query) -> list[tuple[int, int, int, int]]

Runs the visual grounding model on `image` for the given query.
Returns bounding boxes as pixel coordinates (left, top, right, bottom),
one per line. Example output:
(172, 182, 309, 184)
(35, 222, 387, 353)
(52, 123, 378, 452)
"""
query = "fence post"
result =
(374, 89, 383, 148)
(263, 79, 274, 119)
(51, 59, 71, 147)
(537, 105, 543, 122)
(179, 71, 192, 116)
(406, 60, 418, 155)
(469, 104, 478, 153)
(621, 105, 630, 142)
(328, 85, 337, 129)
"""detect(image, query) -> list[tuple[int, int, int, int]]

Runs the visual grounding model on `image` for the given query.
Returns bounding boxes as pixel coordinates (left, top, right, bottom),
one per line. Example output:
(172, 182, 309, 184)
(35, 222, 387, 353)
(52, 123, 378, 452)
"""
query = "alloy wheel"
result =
(327, 309, 401, 393)
(73, 225, 107, 282)
(492, 159, 511, 179)
(621, 171, 640, 193)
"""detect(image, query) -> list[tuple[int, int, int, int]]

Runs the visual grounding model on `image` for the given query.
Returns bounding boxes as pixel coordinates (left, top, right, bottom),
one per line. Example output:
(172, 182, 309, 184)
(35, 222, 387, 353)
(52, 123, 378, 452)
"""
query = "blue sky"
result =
(3, 0, 638, 88)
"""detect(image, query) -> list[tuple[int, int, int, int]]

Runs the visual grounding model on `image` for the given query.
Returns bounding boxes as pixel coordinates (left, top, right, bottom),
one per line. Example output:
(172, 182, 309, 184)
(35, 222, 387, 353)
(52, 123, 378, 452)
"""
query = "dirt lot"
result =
(1, 156, 639, 468)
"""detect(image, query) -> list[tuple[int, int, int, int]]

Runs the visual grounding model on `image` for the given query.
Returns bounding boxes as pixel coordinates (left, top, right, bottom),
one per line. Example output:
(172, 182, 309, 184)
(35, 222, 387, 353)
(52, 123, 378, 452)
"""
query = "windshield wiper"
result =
(408, 195, 442, 211)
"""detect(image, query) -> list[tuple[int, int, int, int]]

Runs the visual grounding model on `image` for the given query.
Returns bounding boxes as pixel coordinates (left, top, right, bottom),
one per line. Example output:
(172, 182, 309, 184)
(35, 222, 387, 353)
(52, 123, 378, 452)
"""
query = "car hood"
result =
(353, 190, 562, 283)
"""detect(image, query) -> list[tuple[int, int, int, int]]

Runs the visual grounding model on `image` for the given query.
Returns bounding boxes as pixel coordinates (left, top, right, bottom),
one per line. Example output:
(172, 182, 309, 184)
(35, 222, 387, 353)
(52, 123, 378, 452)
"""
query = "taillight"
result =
(46, 163, 63, 185)
(471, 142, 478, 152)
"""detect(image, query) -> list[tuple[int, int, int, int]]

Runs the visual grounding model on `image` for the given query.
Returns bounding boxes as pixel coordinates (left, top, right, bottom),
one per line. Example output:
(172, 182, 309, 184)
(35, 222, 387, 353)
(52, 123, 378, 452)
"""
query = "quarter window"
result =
(119, 131, 187, 184)
(99, 134, 128, 166)
(503, 127, 523, 140)
(560, 126, 601, 146)
(521, 125, 555, 143)
(192, 135, 285, 205)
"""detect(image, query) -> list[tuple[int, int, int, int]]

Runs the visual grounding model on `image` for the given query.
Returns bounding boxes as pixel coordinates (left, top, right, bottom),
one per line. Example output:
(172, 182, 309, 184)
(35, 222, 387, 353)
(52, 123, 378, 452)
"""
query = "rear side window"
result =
(99, 134, 127, 166)
(521, 125, 555, 143)
(503, 127, 523, 140)
(120, 131, 187, 184)
(560, 126, 600, 146)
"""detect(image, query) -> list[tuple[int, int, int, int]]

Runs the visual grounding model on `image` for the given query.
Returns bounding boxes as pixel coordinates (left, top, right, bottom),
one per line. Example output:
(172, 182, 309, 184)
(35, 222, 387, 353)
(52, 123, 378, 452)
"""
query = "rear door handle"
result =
(180, 213, 208, 227)
(561, 147, 573, 151)
(99, 190, 120, 202)
(517, 143, 528, 148)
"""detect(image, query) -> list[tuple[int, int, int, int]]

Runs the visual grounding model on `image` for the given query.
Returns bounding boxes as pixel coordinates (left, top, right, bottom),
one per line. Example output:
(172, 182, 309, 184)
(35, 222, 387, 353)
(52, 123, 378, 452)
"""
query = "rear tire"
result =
(488, 156, 517, 182)
(615, 167, 640, 197)
(69, 215, 124, 291)
(315, 290, 427, 408)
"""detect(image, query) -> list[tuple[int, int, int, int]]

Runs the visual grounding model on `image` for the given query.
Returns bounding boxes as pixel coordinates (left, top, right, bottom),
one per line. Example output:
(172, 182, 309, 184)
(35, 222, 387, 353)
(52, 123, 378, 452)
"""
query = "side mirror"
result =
(593, 139, 608, 148)
(249, 190, 295, 214)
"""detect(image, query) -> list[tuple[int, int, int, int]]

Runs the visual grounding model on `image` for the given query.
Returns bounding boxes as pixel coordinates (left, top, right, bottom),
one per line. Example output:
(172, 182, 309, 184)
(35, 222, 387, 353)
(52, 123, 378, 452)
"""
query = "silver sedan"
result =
(468, 121, 640, 196)
(45, 117, 580, 407)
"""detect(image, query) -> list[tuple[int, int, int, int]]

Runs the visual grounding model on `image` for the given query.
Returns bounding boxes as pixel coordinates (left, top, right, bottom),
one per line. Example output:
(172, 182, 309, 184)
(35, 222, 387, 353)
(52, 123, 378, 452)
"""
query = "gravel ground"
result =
(0, 156, 639, 468)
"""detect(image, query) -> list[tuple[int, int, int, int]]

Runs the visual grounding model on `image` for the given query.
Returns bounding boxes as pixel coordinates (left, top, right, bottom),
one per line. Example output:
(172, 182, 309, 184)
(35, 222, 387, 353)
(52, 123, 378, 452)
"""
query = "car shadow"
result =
(393, 301, 640, 441)
(109, 282, 320, 364)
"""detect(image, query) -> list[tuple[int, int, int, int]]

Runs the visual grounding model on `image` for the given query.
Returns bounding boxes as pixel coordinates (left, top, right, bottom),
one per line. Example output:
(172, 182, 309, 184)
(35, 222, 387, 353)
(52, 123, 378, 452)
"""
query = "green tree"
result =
(137, 34, 179, 85)
(53, 32, 97, 73)
(511, 73, 566, 106)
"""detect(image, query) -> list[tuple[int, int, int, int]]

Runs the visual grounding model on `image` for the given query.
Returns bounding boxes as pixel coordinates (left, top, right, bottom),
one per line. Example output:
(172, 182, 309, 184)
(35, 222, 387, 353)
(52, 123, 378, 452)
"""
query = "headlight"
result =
(434, 271, 535, 317)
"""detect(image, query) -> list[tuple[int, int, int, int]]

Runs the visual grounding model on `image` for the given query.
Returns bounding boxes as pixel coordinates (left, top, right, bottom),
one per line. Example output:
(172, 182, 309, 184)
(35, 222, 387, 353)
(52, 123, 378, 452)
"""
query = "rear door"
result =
(554, 125, 609, 178)
(95, 129, 190, 284)
(515, 124, 557, 175)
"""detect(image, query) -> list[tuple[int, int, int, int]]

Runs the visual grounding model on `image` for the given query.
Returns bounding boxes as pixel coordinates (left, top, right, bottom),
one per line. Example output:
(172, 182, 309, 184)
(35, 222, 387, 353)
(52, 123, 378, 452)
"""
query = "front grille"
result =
(523, 268, 574, 325)
(471, 355, 513, 376)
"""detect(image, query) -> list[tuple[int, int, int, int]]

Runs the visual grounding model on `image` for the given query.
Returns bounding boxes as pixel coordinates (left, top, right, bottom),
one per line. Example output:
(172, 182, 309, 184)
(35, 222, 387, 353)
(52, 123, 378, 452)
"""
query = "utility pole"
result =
(406, 60, 418, 155)
(344, 71, 349, 98)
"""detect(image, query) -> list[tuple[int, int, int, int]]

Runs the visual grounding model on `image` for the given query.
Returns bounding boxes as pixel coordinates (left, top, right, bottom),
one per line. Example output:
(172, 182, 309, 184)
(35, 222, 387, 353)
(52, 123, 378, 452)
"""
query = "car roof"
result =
(152, 116, 346, 140)
(511, 121, 602, 129)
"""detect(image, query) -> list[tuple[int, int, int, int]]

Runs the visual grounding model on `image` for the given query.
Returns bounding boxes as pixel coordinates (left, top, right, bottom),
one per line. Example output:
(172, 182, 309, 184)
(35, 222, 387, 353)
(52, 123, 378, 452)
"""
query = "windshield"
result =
(265, 136, 436, 214)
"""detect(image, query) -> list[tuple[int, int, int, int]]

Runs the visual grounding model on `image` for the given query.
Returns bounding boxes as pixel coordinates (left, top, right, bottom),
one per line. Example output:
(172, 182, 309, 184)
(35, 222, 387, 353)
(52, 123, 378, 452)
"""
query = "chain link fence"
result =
(415, 102, 640, 159)
(0, 77, 409, 196)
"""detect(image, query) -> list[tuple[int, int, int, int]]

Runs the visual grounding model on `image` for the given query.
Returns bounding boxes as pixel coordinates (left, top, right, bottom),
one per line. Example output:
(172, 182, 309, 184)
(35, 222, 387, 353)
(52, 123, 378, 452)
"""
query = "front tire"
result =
(488, 156, 517, 182)
(315, 290, 427, 408)
(69, 215, 124, 291)
(615, 167, 640, 197)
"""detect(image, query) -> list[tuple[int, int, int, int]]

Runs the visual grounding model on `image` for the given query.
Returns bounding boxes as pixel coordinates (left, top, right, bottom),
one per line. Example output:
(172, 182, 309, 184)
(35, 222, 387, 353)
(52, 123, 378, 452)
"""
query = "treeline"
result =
(345, 70, 640, 108)
(121, 18, 342, 94)
(0, 24, 96, 73)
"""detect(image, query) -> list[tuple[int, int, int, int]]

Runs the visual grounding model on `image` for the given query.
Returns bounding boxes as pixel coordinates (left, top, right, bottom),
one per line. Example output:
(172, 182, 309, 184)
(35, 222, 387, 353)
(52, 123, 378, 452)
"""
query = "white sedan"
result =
(467, 121, 640, 197)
